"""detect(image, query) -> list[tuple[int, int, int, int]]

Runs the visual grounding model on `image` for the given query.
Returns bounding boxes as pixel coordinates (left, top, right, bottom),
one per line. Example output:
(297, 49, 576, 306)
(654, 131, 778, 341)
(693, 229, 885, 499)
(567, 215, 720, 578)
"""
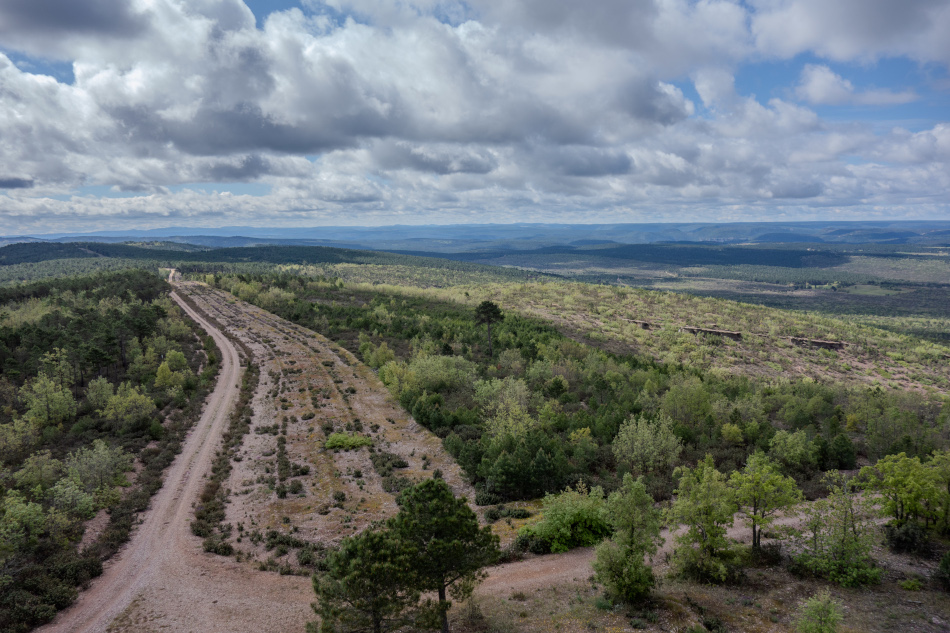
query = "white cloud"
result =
(795, 64, 917, 106)
(0, 0, 947, 232)
(750, 0, 950, 64)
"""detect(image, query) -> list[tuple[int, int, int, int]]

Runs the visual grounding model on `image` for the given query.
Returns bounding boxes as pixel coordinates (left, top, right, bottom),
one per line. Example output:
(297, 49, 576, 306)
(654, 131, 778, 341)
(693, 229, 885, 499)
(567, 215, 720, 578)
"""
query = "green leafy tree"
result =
(793, 471, 880, 586)
(85, 376, 114, 412)
(730, 453, 802, 549)
(612, 414, 682, 478)
(164, 349, 188, 372)
(860, 452, 937, 527)
(769, 429, 816, 474)
(667, 455, 737, 583)
(64, 439, 133, 496)
(40, 348, 76, 390)
(0, 418, 41, 463)
(389, 478, 499, 633)
(13, 450, 63, 493)
(593, 474, 663, 603)
(0, 491, 47, 561)
(154, 361, 185, 392)
(47, 477, 97, 520)
(474, 301, 503, 358)
(101, 382, 156, 432)
(930, 450, 950, 532)
(310, 527, 421, 633)
(22, 373, 76, 427)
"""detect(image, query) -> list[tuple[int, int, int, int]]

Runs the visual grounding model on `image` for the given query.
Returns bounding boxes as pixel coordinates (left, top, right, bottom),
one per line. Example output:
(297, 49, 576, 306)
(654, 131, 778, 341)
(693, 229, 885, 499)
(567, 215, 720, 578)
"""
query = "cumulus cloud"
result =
(750, 0, 950, 64)
(0, 0, 947, 232)
(795, 65, 917, 106)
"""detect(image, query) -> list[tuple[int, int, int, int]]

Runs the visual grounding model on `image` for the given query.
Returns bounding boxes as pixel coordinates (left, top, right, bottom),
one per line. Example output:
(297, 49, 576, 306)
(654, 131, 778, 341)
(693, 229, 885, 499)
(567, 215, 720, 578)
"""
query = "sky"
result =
(1, 0, 949, 234)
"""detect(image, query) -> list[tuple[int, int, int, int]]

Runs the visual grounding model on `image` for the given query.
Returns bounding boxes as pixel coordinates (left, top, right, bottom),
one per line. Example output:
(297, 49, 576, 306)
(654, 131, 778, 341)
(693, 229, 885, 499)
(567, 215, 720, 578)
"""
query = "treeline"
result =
(0, 270, 217, 632)
(207, 272, 949, 507)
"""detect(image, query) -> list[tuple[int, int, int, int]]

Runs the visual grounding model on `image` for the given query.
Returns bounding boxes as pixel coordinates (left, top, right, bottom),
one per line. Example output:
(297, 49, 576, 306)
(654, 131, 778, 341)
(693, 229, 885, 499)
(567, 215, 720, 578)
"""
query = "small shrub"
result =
(497, 543, 525, 563)
(474, 490, 500, 506)
(370, 451, 408, 477)
(514, 531, 551, 555)
(899, 577, 922, 591)
(484, 505, 532, 523)
(203, 538, 234, 556)
(795, 591, 843, 633)
(190, 519, 213, 537)
(519, 483, 610, 553)
(885, 522, 934, 557)
(382, 475, 413, 493)
(937, 551, 950, 591)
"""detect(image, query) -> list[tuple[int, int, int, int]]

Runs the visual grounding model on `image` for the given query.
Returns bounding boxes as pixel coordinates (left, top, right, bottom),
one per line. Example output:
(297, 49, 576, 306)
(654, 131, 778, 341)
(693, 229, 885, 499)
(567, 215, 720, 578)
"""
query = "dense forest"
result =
(0, 270, 218, 632)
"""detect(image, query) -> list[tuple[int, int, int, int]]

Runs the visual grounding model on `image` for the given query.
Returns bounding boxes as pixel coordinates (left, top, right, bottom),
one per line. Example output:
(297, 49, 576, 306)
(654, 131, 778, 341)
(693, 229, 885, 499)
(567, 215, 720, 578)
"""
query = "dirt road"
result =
(37, 285, 312, 633)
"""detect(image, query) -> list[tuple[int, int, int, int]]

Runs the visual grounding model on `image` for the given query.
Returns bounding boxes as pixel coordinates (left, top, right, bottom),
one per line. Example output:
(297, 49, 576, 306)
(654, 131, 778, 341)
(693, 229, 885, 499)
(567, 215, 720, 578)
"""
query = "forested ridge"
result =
(0, 270, 219, 632)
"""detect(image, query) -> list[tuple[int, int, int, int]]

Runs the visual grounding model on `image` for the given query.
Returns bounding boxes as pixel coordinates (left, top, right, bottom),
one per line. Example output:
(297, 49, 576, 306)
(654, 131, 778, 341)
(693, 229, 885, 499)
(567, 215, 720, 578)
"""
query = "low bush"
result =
(382, 475, 414, 494)
(518, 484, 610, 554)
(370, 451, 409, 477)
(885, 522, 934, 557)
(936, 551, 950, 591)
(483, 505, 532, 523)
(325, 433, 373, 450)
(474, 490, 500, 506)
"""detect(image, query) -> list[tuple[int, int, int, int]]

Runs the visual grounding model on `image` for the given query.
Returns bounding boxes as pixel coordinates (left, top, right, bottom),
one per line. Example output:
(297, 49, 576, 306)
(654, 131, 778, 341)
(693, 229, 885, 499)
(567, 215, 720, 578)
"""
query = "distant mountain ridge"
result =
(3, 220, 949, 253)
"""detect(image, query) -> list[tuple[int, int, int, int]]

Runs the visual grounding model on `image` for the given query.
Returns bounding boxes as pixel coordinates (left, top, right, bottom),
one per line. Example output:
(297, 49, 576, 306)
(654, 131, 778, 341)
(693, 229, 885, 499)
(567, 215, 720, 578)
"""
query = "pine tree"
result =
(389, 478, 499, 633)
(730, 452, 802, 549)
(310, 527, 420, 633)
(474, 301, 503, 358)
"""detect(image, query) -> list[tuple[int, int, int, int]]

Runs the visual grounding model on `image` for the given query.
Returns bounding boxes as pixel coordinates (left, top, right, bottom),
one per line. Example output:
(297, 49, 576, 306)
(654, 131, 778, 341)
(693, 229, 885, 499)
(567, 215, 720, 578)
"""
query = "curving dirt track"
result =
(37, 285, 312, 633)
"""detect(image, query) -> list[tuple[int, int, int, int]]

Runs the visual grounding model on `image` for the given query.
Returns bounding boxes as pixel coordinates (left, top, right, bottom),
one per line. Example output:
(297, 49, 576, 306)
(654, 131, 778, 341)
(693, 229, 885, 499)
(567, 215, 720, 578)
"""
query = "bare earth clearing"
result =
(189, 283, 475, 545)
